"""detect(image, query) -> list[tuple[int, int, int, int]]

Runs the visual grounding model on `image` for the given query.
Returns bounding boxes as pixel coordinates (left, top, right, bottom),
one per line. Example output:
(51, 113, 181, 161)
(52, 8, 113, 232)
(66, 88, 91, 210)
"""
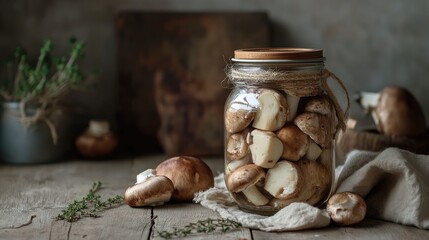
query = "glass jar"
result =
(224, 48, 348, 215)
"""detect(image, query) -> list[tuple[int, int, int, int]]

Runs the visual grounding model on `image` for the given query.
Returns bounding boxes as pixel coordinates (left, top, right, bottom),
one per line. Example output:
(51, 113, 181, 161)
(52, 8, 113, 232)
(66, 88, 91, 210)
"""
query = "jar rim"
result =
(232, 48, 325, 63)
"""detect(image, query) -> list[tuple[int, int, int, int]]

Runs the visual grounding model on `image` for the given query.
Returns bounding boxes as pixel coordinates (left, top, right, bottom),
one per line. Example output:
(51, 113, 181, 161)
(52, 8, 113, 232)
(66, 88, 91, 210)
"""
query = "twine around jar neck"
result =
(225, 66, 350, 132)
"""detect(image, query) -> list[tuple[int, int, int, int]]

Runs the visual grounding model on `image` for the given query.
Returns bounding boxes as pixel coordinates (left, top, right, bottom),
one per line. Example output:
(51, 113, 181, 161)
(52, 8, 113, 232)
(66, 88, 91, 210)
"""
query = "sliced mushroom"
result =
(264, 161, 302, 200)
(252, 89, 289, 131)
(124, 176, 174, 207)
(286, 94, 300, 121)
(304, 96, 332, 115)
(276, 123, 309, 161)
(294, 112, 332, 147)
(226, 129, 251, 160)
(225, 108, 256, 134)
(305, 139, 322, 161)
(227, 164, 269, 206)
(327, 192, 367, 226)
(156, 156, 214, 202)
(249, 129, 283, 168)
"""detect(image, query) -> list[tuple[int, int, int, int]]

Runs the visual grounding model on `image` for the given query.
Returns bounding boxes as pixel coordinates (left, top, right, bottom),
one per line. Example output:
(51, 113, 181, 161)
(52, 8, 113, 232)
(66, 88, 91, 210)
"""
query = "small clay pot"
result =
(75, 120, 118, 158)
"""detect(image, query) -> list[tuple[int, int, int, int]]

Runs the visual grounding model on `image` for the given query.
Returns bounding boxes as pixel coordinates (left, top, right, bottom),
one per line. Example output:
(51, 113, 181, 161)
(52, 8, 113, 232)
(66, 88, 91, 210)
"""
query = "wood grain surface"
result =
(0, 156, 428, 239)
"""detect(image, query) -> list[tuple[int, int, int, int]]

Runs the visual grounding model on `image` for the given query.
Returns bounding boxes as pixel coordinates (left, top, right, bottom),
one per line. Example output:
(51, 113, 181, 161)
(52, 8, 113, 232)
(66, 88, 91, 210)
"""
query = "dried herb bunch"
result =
(0, 38, 86, 102)
(56, 181, 124, 222)
(157, 218, 242, 239)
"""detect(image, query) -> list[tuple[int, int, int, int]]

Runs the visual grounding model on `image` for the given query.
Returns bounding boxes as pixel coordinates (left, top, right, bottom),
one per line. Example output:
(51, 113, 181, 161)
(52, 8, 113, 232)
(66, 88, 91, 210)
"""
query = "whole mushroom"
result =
(357, 86, 426, 138)
(124, 175, 174, 207)
(156, 156, 214, 202)
(227, 164, 269, 206)
(276, 123, 309, 161)
(327, 192, 367, 226)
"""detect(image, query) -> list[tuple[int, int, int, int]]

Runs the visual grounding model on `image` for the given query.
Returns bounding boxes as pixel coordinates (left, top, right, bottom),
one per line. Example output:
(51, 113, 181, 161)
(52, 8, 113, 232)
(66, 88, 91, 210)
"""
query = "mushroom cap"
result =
(297, 160, 330, 205)
(227, 164, 265, 192)
(327, 192, 367, 226)
(294, 112, 332, 147)
(226, 130, 251, 160)
(225, 108, 256, 134)
(375, 86, 426, 138)
(156, 156, 214, 202)
(124, 176, 174, 207)
(304, 96, 333, 116)
(276, 123, 309, 161)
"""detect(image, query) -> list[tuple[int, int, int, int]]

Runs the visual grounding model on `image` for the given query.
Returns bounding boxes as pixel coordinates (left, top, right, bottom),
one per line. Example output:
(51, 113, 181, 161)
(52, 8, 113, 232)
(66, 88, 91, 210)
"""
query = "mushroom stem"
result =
(242, 185, 269, 206)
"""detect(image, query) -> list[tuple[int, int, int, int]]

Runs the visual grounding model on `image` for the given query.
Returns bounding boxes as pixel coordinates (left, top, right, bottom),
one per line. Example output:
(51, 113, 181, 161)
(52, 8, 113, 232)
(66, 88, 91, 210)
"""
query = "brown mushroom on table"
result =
(227, 164, 269, 206)
(156, 156, 214, 202)
(356, 86, 426, 138)
(327, 192, 367, 226)
(124, 175, 174, 207)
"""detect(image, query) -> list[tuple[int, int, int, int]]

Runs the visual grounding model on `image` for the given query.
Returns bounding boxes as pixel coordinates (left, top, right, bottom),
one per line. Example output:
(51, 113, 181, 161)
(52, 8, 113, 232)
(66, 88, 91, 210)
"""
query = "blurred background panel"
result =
(1, 0, 428, 155)
(116, 12, 269, 155)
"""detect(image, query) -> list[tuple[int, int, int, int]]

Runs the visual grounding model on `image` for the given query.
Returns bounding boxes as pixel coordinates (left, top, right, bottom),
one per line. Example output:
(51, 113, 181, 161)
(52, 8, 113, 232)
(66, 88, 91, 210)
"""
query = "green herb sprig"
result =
(157, 218, 242, 239)
(56, 181, 124, 222)
(1, 38, 86, 102)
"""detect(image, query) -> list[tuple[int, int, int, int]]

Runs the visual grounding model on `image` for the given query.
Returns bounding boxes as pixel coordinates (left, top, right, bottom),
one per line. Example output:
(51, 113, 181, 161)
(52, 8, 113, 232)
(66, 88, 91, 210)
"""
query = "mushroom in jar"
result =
(249, 129, 283, 168)
(264, 160, 302, 200)
(227, 164, 269, 206)
(252, 89, 289, 131)
(276, 123, 309, 161)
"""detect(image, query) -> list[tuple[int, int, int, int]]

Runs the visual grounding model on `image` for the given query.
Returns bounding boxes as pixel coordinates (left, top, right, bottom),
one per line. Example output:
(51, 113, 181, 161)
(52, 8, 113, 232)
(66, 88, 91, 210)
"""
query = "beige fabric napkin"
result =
(194, 147, 429, 231)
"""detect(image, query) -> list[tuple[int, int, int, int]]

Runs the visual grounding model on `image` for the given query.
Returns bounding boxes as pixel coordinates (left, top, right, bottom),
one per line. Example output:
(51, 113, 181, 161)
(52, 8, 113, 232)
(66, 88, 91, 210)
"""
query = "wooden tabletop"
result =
(1, 155, 428, 240)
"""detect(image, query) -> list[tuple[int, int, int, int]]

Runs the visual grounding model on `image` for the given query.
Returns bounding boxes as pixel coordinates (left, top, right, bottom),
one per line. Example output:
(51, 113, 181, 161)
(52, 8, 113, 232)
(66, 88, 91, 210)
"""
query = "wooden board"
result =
(116, 12, 270, 156)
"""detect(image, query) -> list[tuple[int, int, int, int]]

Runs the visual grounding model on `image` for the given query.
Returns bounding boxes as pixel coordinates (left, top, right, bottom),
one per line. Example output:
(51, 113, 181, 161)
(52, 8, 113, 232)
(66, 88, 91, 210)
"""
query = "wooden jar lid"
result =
(233, 48, 324, 61)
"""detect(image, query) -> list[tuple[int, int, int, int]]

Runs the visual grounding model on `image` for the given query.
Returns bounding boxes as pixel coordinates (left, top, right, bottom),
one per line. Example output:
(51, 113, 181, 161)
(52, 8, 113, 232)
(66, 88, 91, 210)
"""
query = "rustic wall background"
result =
(1, 0, 429, 126)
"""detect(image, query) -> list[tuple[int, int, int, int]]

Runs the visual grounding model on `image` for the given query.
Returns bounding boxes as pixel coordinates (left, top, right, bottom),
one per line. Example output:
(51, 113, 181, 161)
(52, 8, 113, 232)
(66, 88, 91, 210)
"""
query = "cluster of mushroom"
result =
(124, 156, 214, 207)
(224, 88, 336, 208)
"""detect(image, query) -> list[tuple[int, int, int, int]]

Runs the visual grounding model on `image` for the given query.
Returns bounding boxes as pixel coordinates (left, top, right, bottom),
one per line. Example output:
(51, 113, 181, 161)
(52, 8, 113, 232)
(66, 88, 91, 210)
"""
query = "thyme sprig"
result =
(157, 218, 242, 239)
(56, 181, 124, 222)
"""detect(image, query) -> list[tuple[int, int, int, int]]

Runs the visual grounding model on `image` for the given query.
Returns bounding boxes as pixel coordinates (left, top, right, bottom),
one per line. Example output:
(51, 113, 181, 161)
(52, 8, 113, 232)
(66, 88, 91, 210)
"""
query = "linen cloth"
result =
(194, 148, 429, 231)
